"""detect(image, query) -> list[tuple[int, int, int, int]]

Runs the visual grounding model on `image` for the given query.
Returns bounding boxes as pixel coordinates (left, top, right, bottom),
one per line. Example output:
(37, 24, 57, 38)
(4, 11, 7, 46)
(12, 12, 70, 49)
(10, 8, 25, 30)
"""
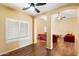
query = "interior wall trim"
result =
(46, 47, 53, 50)
(0, 43, 33, 55)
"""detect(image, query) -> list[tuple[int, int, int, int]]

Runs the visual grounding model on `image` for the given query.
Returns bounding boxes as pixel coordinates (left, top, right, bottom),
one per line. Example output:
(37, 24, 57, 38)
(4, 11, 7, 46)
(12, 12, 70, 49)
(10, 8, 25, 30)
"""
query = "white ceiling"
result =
(3, 3, 68, 16)
(52, 9, 77, 20)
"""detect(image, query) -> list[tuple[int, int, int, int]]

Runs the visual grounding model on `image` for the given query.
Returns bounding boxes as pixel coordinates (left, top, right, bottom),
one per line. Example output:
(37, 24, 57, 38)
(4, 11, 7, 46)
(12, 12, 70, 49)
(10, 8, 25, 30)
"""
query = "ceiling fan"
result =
(56, 12, 66, 20)
(22, 3, 46, 13)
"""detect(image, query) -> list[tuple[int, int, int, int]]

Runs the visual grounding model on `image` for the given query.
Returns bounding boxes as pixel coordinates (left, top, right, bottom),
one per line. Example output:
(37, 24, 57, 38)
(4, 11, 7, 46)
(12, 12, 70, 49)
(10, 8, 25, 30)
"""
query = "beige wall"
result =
(75, 7, 79, 55)
(36, 18, 46, 34)
(51, 17, 77, 36)
(0, 4, 33, 54)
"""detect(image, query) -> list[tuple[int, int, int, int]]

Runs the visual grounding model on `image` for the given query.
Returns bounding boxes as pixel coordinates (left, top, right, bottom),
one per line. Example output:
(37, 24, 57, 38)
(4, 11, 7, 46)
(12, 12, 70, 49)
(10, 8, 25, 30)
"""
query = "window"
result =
(5, 18, 29, 42)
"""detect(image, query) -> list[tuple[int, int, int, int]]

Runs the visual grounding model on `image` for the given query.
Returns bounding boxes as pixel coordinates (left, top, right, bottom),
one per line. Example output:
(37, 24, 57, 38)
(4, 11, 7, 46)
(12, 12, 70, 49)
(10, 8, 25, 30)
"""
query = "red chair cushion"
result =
(64, 34, 75, 43)
(38, 33, 47, 41)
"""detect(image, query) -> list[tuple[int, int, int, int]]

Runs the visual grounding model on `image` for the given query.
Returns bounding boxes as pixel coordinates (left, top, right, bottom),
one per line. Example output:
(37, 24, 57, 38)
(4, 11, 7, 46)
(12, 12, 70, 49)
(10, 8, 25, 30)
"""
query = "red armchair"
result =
(38, 33, 47, 41)
(64, 33, 75, 43)
(53, 34, 59, 43)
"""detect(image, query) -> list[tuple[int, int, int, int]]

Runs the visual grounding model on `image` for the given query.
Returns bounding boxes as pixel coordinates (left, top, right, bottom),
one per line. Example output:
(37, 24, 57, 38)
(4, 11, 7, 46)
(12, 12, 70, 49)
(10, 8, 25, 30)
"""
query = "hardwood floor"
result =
(2, 40, 77, 56)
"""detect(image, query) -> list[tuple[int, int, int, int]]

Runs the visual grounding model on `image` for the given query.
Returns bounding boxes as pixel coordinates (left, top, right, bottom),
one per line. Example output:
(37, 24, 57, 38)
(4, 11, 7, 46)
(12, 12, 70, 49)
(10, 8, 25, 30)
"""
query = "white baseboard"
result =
(0, 43, 32, 55)
(46, 47, 53, 50)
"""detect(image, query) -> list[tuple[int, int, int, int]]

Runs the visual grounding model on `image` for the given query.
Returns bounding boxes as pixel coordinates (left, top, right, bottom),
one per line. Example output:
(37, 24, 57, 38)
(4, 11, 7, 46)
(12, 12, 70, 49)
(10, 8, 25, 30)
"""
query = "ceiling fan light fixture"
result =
(30, 6, 35, 11)
(22, 3, 46, 13)
(56, 12, 66, 20)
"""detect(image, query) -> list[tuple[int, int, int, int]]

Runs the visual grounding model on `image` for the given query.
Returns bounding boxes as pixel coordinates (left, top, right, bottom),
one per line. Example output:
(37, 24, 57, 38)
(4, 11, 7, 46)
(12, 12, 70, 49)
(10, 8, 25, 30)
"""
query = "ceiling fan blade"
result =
(35, 8, 40, 13)
(22, 7, 30, 10)
(36, 3, 46, 6)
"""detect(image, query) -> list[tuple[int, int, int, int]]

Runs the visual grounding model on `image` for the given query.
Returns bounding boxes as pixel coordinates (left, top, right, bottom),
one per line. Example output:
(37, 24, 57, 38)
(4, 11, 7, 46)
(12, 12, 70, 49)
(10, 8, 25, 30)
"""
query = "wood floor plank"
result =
(2, 40, 76, 56)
